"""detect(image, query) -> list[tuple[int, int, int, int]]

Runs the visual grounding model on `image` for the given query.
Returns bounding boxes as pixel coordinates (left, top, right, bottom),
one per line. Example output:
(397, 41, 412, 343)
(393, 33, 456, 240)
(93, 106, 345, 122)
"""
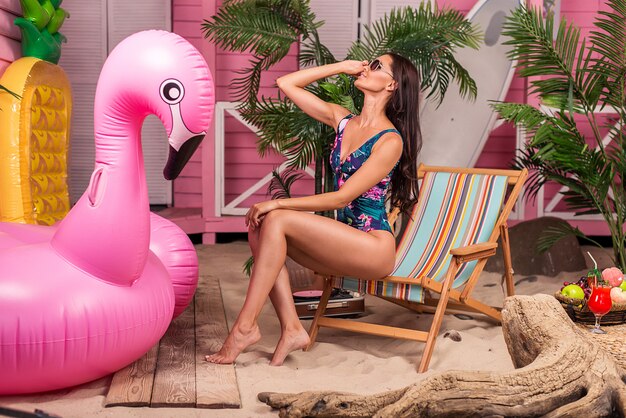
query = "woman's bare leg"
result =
(267, 268, 310, 365)
(206, 209, 395, 365)
(250, 229, 310, 365)
(205, 226, 308, 364)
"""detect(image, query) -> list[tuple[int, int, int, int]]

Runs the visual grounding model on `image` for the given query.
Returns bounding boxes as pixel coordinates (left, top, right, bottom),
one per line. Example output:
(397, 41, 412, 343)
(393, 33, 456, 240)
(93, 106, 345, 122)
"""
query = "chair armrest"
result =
(388, 207, 401, 234)
(450, 242, 498, 263)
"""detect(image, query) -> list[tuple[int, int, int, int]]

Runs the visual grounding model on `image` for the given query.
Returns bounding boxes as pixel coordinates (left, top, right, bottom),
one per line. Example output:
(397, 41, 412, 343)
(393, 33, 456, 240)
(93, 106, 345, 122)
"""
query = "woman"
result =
(206, 53, 422, 366)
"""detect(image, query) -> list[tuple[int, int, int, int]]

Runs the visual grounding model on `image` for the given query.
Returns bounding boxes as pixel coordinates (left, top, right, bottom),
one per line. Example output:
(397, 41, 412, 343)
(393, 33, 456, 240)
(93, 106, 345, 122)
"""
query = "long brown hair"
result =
(386, 53, 422, 214)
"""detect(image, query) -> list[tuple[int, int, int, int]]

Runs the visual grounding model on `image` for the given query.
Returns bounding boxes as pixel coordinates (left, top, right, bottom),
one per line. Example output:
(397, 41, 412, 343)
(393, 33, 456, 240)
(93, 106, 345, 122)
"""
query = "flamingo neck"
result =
(51, 109, 151, 286)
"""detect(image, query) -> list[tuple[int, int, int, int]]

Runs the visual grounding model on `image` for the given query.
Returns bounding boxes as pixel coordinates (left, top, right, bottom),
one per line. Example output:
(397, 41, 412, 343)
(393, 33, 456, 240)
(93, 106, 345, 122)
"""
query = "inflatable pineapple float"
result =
(0, 0, 72, 225)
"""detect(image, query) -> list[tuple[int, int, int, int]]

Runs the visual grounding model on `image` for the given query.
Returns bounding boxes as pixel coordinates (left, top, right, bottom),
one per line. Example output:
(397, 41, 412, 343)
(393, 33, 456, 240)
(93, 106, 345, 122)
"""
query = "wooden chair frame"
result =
(306, 164, 528, 372)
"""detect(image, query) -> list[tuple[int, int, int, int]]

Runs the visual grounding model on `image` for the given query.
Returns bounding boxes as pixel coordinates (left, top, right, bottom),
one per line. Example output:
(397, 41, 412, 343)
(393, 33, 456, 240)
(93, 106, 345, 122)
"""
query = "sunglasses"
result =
(369, 59, 394, 79)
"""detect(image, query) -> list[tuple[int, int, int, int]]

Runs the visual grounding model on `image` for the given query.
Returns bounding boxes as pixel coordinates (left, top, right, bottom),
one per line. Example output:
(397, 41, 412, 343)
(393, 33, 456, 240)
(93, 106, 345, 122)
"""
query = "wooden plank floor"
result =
(105, 276, 241, 409)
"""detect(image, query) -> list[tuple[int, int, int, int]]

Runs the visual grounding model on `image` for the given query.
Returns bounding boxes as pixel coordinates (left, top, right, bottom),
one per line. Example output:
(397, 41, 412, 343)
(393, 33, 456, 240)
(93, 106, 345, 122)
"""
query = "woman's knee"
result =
(248, 228, 259, 253)
(261, 209, 292, 231)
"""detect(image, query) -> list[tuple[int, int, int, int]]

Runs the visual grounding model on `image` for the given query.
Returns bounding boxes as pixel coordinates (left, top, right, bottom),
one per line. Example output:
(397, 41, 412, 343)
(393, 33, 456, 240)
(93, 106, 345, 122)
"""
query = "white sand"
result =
(0, 243, 613, 417)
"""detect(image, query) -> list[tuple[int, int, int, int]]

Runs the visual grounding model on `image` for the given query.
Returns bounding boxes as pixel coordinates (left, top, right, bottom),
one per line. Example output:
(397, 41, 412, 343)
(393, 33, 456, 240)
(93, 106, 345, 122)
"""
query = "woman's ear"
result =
(386, 80, 397, 92)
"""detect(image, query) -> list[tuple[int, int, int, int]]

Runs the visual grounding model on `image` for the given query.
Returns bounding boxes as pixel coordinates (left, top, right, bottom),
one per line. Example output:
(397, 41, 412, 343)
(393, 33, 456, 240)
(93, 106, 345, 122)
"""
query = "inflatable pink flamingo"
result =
(0, 30, 214, 394)
(0, 213, 200, 318)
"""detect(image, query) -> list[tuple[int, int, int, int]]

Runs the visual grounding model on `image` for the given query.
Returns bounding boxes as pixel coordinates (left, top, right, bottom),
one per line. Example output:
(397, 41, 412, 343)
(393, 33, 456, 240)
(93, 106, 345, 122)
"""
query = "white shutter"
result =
(368, 0, 435, 25)
(107, 0, 171, 50)
(60, 0, 172, 204)
(107, 0, 172, 205)
(59, 0, 107, 203)
(309, 0, 359, 60)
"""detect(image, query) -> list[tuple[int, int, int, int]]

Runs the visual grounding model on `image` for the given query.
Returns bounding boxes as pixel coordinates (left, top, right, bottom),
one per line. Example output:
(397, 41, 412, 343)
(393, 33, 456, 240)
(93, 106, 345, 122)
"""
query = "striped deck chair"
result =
(306, 164, 528, 372)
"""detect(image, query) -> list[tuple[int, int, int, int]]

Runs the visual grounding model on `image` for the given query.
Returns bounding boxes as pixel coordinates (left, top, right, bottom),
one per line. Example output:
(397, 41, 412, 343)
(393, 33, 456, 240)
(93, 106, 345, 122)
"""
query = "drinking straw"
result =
(588, 251, 598, 287)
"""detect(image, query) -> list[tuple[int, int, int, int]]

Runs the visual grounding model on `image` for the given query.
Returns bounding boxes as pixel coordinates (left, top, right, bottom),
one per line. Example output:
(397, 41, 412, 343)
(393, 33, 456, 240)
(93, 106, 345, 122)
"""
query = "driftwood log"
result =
(258, 294, 626, 417)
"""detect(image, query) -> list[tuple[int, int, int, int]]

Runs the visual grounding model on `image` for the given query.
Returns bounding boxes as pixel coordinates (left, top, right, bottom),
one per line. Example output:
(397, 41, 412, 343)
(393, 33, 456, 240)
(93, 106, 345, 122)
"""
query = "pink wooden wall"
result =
(519, 0, 612, 235)
(0, 0, 613, 240)
(171, 0, 305, 242)
(0, 0, 21, 75)
(170, 0, 617, 241)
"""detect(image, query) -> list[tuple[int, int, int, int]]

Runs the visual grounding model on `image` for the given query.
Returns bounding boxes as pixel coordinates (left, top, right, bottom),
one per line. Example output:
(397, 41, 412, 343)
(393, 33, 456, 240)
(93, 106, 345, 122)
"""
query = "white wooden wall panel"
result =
(309, 0, 359, 60)
(58, 0, 107, 203)
(369, 0, 435, 25)
(108, 0, 171, 50)
(60, 0, 171, 205)
(108, 0, 172, 204)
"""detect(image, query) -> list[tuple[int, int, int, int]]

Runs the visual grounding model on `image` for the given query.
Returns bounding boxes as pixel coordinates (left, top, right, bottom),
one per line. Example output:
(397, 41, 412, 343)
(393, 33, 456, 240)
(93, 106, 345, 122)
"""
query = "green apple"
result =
(620, 280, 626, 291)
(561, 284, 585, 300)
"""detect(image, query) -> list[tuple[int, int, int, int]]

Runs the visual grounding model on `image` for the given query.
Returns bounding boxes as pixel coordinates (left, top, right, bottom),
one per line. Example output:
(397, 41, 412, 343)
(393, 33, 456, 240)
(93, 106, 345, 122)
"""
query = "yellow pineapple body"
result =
(0, 57, 72, 225)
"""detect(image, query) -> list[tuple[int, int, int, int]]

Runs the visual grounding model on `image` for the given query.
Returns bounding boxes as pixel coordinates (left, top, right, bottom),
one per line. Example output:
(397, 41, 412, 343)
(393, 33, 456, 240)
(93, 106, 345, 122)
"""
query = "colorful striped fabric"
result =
(334, 171, 508, 303)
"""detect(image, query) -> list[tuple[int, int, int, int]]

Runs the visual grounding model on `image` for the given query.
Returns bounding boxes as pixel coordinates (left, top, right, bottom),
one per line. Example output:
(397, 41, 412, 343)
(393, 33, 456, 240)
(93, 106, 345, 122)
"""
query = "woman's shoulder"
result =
(377, 123, 402, 139)
(372, 129, 403, 157)
(373, 116, 400, 135)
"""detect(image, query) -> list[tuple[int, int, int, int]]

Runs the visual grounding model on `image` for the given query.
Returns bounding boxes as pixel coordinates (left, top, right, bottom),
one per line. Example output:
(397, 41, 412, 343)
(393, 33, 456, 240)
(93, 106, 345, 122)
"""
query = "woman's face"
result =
(354, 54, 395, 94)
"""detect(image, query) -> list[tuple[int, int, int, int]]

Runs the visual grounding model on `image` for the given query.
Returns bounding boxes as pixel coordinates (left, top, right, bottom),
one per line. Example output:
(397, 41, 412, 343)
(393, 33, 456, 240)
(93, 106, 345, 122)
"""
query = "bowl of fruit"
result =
(555, 265, 626, 325)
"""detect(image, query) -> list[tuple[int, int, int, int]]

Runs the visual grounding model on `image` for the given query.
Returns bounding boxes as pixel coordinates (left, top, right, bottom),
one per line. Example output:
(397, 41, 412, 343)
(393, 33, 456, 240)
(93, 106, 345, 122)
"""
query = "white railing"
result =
(215, 102, 530, 220)
(214, 102, 315, 216)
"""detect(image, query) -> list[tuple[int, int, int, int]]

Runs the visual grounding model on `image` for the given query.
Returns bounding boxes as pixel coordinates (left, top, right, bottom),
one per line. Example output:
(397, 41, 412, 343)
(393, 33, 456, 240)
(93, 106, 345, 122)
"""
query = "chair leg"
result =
(305, 276, 333, 351)
(418, 257, 459, 373)
(500, 223, 515, 297)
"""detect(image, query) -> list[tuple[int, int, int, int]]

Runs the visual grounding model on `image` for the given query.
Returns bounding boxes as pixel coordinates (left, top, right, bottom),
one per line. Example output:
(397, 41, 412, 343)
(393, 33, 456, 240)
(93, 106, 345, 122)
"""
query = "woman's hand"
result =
(245, 200, 280, 230)
(341, 60, 369, 77)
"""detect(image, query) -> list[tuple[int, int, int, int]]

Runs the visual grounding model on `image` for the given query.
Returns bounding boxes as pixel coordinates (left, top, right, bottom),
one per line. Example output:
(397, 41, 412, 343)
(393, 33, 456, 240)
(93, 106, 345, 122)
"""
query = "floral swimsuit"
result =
(330, 114, 401, 233)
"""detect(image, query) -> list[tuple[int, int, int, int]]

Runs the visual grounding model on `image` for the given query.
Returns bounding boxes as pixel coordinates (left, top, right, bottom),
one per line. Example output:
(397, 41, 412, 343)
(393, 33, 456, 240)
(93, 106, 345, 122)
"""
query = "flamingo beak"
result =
(163, 135, 203, 180)
(163, 102, 206, 180)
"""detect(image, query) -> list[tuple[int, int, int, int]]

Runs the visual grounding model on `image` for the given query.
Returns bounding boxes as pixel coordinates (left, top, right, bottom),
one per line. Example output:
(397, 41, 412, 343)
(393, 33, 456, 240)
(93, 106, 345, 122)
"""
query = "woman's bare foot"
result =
(270, 327, 310, 366)
(205, 324, 261, 364)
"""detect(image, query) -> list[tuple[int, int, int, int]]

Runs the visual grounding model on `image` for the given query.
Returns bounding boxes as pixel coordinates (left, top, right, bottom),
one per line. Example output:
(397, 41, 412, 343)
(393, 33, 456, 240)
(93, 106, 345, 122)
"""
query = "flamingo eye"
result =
(160, 79, 184, 104)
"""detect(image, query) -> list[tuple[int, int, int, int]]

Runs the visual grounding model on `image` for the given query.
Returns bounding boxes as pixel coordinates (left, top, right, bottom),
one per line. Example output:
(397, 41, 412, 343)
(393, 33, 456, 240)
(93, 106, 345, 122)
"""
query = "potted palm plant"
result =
(202, 0, 481, 201)
(493, 0, 626, 269)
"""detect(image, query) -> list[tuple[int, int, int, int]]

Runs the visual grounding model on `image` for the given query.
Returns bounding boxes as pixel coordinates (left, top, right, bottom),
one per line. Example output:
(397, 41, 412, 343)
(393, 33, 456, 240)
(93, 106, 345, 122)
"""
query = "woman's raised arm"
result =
(276, 60, 368, 129)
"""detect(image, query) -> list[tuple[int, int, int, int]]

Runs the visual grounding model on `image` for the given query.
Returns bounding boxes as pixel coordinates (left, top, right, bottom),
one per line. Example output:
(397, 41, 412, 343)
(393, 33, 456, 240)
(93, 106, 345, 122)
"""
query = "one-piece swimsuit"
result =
(329, 114, 401, 233)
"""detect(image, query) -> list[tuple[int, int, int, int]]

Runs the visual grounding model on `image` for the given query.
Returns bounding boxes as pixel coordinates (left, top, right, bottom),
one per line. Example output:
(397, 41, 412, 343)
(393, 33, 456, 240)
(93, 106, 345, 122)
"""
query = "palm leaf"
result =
(491, 102, 549, 132)
(240, 94, 327, 169)
(268, 168, 304, 199)
(202, 2, 299, 55)
(299, 35, 337, 67)
(588, 0, 626, 112)
(243, 255, 254, 277)
(202, 0, 319, 105)
(347, 5, 481, 103)
(230, 57, 265, 106)
(536, 223, 603, 253)
(502, 6, 593, 112)
(280, 115, 329, 169)
(0, 84, 20, 100)
(240, 95, 295, 156)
